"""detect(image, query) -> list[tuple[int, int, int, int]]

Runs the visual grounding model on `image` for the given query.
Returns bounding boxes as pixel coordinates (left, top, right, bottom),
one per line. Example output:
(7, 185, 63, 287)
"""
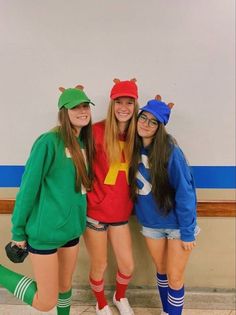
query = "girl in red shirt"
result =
(85, 78, 138, 315)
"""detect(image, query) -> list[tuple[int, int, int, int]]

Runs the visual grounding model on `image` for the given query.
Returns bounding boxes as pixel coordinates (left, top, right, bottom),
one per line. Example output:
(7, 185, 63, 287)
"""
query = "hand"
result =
(181, 241, 196, 251)
(11, 240, 27, 249)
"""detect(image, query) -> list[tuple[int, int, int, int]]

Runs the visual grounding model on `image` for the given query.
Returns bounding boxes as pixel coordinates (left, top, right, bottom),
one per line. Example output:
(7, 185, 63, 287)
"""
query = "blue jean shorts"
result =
(141, 225, 201, 240)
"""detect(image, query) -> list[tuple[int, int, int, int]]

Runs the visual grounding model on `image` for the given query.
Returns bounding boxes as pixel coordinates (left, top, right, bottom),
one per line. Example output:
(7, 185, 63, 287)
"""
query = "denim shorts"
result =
(86, 216, 128, 232)
(27, 237, 80, 255)
(141, 225, 201, 240)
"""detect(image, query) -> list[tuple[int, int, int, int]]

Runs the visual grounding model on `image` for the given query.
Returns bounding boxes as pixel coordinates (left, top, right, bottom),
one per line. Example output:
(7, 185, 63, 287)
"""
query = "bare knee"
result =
(118, 260, 134, 276)
(168, 274, 184, 290)
(124, 263, 134, 276)
(90, 260, 107, 279)
(59, 277, 72, 293)
(59, 284, 71, 293)
(157, 263, 167, 275)
(38, 303, 56, 312)
(33, 297, 57, 312)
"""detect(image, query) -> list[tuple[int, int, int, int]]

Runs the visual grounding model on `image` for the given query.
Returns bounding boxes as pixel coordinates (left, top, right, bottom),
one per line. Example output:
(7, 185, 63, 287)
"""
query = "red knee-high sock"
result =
(89, 276, 107, 310)
(115, 270, 132, 301)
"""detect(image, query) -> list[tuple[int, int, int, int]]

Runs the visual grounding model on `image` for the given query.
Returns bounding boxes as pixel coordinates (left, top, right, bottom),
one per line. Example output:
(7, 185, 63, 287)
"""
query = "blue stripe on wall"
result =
(0, 166, 25, 188)
(0, 165, 235, 189)
(191, 166, 236, 189)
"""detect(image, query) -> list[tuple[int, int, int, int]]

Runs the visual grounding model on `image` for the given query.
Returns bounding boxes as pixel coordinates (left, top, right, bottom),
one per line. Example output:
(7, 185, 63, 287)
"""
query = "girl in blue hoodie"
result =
(129, 95, 200, 315)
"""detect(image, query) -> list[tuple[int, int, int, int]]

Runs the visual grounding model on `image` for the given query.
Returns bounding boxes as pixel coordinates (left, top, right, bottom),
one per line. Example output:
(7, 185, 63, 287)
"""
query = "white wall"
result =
(0, 0, 235, 165)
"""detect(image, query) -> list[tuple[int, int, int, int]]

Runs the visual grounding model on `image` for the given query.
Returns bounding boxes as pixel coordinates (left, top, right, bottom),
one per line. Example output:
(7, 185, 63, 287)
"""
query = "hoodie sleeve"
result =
(11, 133, 56, 241)
(168, 146, 197, 242)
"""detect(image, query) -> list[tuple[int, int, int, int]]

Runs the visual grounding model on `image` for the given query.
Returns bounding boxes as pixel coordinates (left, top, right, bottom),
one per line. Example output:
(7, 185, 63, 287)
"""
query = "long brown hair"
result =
(58, 108, 93, 192)
(104, 99, 138, 164)
(129, 120, 176, 214)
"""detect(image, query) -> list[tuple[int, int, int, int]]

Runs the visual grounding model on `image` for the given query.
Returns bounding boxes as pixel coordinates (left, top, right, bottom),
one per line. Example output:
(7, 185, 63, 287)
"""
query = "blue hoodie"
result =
(135, 145, 197, 242)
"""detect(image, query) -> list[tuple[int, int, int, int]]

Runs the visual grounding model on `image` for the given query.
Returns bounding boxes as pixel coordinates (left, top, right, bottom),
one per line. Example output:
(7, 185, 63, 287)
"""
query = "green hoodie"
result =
(12, 131, 87, 250)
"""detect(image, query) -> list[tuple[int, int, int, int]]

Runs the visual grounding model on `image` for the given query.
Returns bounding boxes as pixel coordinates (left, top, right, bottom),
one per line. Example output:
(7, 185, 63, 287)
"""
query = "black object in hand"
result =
(5, 242, 28, 263)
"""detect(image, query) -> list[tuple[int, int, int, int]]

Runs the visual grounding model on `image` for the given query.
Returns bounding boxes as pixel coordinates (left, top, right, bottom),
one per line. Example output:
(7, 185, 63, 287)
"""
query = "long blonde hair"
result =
(104, 99, 138, 164)
(58, 108, 93, 192)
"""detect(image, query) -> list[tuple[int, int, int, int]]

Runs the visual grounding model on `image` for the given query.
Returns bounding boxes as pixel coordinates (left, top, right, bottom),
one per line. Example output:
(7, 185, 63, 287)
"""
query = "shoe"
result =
(160, 312, 168, 315)
(113, 293, 134, 315)
(96, 303, 113, 315)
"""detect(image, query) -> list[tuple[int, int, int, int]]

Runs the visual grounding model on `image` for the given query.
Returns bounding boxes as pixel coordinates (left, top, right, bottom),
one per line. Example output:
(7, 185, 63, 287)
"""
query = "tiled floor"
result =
(0, 305, 235, 315)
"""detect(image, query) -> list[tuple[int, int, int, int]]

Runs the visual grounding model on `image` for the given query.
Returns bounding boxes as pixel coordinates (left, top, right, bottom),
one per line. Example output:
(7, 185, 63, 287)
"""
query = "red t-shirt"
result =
(87, 121, 133, 222)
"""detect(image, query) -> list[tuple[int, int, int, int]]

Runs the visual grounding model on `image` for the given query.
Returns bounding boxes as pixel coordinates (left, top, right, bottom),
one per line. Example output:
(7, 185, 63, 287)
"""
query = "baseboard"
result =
(1, 199, 236, 216)
(0, 287, 235, 310)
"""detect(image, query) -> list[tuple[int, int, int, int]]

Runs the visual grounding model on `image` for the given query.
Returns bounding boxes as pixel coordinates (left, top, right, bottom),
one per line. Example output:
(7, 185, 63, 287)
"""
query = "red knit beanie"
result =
(110, 78, 138, 100)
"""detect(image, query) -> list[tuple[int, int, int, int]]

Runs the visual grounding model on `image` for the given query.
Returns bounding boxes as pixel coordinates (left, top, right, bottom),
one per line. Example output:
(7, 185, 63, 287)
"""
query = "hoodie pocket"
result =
(37, 204, 86, 243)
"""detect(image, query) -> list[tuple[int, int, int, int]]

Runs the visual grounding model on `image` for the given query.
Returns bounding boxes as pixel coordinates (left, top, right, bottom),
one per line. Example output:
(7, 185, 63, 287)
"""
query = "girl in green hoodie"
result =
(0, 85, 94, 315)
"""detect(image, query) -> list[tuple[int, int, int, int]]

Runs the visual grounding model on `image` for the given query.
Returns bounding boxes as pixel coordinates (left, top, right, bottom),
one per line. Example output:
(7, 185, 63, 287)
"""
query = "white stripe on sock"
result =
(21, 279, 34, 301)
(168, 299, 184, 307)
(18, 278, 33, 301)
(157, 279, 168, 287)
(14, 277, 30, 299)
(90, 281, 104, 292)
(157, 278, 168, 283)
(14, 276, 33, 301)
(14, 276, 27, 297)
(157, 276, 168, 287)
(116, 273, 131, 285)
(58, 297, 72, 307)
(168, 293, 184, 307)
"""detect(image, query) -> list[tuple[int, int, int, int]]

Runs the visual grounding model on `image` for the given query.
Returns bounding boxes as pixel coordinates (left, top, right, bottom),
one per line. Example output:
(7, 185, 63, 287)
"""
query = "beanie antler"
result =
(59, 87, 65, 93)
(168, 102, 174, 109)
(155, 94, 174, 109)
(75, 84, 84, 90)
(113, 78, 120, 84)
(155, 94, 162, 101)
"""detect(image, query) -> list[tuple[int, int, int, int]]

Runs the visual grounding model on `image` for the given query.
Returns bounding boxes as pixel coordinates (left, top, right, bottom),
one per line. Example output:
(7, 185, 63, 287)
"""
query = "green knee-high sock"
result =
(57, 288, 72, 315)
(0, 264, 37, 305)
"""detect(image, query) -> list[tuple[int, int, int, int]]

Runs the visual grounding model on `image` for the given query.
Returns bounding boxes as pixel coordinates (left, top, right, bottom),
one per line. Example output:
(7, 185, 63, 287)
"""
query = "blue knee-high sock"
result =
(156, 273, 168, 313)
(168, 285, 184, 315)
